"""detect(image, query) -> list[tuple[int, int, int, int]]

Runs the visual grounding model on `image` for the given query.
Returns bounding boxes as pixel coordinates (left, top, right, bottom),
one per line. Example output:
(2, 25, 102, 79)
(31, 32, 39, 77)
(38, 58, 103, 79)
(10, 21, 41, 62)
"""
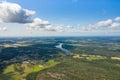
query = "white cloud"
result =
(115, 17, 120, 21)
(96, 19, 112, 27)
(0, 1, 62, 32)
(26, 18, 50, 30)
(26, 22, 65, 32)
(0, 27, 7, 31)
(66, 25, 73, 28)
(110, 23, 120, 28)
(79, 24, 97, 31)
(44, 26, 56, 31)
(54, 25, 64, 32)
(0, 1, 35, 23)
(27, 18, 50, 28)
(0, 1, 119, 34)
(78, 18, 120, 31)
(45, 25, 64, 32)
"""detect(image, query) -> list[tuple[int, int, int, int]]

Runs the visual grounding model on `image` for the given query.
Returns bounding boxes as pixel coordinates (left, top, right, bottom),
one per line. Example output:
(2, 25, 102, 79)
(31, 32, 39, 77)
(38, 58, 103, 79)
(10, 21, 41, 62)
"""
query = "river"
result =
(55, 43, 73, 55)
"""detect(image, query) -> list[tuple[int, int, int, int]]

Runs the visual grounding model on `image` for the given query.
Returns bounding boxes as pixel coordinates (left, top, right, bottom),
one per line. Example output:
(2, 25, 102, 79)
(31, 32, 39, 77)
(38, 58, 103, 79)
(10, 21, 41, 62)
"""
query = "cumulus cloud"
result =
(66, 25, 73, 28)
(78, 24, 98, 31)
(96, 19, 112, 27)
(27, 18, 50, 28)
(26, 17, 120, 32)
(0, 27, 7, 31)
(0, 1, 35, 23)
(54, 25, 64, 32)
(110, 23, 120, 29)
(115, 17, 120, 21)
(0, 1, 64, 32)
(44, 24, 74, 32)
(78, 18, 120, 31)
(44, 25, 63, 32)
(44, 26, 56, 31)
(0, 1, 120, 33)
(26, 18, 50, 30)
(26, 21, 64, 32)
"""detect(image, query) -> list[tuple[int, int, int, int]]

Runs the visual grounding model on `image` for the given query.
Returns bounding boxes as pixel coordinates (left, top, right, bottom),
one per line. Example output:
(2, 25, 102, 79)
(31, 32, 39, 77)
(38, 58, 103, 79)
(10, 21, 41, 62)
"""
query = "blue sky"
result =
(0, 0, 120, 37)
(7, 0, 120, 24)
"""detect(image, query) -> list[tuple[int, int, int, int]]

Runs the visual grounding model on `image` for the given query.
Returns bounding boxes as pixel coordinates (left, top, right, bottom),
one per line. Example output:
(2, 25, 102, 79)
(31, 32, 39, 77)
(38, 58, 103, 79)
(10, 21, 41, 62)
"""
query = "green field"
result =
(0, 60, 59, 80)
(0, 37, 120, 80)
(36, 59, 120, 80)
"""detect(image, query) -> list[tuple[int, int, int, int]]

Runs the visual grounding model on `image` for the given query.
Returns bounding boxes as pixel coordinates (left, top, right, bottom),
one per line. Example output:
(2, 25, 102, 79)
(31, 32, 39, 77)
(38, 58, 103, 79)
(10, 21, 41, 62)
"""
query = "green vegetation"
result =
(0, 72, 22, 80)
(0, 37, 120, 80)
(86, 55, 107, 61)
(33, 65, 43, 72)
(3, 65, 15, 74)
(0, 64, 22, 80)
(36, 59, 120, 80)
(0, 59, 59, 80)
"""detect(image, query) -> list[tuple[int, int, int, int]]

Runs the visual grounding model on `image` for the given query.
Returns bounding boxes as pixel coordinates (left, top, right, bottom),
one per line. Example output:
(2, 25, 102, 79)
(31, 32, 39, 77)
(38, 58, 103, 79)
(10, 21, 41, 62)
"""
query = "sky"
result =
(0, 0, 120, 37)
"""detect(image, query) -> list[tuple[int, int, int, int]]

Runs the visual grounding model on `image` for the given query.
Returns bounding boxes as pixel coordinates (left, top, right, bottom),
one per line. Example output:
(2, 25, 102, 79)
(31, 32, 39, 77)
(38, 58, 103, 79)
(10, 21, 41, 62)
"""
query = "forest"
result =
(0, 37, 120, 80)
